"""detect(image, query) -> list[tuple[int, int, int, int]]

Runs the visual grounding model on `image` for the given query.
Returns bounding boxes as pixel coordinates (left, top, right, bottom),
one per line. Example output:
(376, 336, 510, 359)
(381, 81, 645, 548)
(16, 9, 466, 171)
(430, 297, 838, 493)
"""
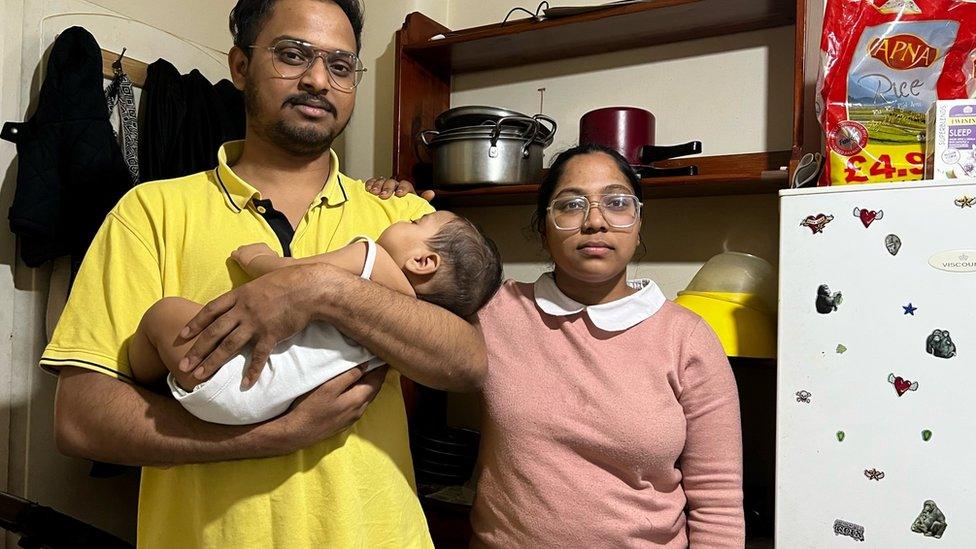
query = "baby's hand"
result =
(232, 243, 279, 275)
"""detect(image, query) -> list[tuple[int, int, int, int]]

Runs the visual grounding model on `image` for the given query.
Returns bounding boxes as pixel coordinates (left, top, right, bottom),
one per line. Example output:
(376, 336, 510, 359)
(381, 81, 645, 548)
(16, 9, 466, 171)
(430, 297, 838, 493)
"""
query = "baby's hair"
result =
(419, 217, 503, 318)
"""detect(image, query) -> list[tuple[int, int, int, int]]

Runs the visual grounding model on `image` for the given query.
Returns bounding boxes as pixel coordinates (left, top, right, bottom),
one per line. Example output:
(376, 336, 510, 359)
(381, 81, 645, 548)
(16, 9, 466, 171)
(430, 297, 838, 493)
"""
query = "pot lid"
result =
(426, 126, 548, 145)
(435, 105, 530, 131)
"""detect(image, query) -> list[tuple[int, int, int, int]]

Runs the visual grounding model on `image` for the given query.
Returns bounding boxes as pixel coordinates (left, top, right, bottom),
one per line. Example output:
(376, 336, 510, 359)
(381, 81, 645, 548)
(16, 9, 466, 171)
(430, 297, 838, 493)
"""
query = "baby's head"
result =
(378, 211, 503, 317)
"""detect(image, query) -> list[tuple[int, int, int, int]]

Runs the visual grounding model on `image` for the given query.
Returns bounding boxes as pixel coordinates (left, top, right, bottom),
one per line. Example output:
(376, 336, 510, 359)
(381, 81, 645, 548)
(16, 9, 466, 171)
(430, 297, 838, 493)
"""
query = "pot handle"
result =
(418, 130, 440, 147)
(533, 114, 557, 146)
(489, 116, 539, 146)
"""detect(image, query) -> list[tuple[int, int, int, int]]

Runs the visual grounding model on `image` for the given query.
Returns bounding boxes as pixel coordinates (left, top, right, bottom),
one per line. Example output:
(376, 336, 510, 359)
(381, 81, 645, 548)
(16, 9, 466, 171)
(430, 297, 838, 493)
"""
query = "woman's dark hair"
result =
(230, 0, 365, 54)
(531, 143, 643, 239)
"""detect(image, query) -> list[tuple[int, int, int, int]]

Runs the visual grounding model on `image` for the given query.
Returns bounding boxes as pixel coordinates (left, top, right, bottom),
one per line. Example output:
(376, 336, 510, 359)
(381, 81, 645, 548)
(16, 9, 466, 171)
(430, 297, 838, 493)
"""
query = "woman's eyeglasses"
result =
(547, 194, 642, 230)
(251, 39, 366, 91)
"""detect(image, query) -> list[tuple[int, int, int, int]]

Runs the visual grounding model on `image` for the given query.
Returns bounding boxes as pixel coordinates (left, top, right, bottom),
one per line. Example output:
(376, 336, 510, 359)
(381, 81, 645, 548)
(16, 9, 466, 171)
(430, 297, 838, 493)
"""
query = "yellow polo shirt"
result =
(41, 142, 435, 548)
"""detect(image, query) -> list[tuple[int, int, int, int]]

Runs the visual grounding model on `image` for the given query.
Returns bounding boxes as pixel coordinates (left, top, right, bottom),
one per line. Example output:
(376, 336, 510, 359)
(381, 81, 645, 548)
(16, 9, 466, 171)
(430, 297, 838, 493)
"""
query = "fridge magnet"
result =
(853, 207, 883, 228)
(795, 390, 812, 403)
(816, 285, 843, 314)
(864, 468, 885, 481)
(888, 373, 918, 396)
(911, 500, 947, 539)
(925, 329, 957, 359)
(903, 303, 917, 315)
(833, 519, 865, 542)
(954, 195, 976, 208)
(836, 431, 846, 442)
(801, 213, 835, 234)
(922, 429, 933, 442)
(885, 234, 902, 255)
(837, 343, 848, 353)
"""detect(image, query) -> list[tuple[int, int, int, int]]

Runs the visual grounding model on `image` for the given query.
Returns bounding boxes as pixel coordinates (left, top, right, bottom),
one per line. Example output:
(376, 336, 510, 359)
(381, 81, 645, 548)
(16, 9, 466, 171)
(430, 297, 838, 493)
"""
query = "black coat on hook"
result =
(2, 26, 133, 270)
(139, 59, 245, 182)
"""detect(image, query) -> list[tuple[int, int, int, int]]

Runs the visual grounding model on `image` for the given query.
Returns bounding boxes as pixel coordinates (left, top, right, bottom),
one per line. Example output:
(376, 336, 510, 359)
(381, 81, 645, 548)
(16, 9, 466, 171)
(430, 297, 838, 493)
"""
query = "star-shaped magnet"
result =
(903, 303, 917, 315)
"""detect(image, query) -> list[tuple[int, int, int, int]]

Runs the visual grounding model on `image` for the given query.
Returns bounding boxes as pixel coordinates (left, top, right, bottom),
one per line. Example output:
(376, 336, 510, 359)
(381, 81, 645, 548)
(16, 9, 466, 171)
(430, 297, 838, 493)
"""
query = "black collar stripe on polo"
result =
(253, 198, 295, 257)
(214, 169, 243, 212)
(41, 357, 137, 383)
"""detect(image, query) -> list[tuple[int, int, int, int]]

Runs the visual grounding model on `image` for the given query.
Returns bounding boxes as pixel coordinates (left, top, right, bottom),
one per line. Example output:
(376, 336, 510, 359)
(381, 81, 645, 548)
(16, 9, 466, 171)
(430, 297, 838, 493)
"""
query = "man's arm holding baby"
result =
(55, 364, 386, 467)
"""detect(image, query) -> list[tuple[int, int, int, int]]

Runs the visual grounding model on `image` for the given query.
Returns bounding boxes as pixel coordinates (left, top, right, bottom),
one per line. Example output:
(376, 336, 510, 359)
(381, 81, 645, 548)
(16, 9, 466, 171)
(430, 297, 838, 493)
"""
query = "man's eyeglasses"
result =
(251, 39, 366, 91)
(547, 194, 643, 230)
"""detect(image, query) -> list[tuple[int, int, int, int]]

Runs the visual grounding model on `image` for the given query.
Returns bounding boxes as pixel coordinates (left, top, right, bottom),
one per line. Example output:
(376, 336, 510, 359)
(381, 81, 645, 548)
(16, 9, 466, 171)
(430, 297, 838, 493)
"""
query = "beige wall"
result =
(80, 0, 237, 52)
(341, 0, 448, 178)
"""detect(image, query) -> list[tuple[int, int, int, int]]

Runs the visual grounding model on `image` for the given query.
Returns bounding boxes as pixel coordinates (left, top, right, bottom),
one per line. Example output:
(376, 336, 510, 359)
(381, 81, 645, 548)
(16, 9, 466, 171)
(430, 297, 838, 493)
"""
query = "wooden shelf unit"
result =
(404, 0, 796, 75)
(432, 151, 791, 207)
(392, 0, 809, 204)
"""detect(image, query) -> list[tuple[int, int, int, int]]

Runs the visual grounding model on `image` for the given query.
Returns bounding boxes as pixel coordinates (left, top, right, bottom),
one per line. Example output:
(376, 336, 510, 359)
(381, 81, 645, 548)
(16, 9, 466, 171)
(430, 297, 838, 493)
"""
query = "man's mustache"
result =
(284, 94, 337, 114)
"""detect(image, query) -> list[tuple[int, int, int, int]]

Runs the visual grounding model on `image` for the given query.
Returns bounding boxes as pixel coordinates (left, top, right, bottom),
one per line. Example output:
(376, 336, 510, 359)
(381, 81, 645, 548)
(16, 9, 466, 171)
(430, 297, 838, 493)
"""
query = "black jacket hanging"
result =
(2, 26, 133, 270)
(139, 59, 245, 182)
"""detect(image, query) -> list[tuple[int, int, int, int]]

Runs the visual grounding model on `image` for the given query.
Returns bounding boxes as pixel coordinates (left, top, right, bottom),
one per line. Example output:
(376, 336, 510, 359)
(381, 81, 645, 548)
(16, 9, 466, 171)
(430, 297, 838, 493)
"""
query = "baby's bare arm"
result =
(232, 242, 368, 278)
(231, 241, 410, 295)
(231, 243, 288, 278)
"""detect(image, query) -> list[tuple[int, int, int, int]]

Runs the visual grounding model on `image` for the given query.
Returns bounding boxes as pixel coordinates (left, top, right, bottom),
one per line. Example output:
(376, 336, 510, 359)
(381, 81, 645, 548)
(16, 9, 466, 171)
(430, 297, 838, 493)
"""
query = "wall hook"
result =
(112, 47, 127, 75)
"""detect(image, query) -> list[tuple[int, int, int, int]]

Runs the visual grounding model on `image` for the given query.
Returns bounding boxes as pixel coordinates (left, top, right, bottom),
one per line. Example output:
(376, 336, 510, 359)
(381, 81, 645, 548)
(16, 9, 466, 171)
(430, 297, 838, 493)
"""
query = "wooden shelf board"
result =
(403, 0, 795, 74)
(101, 49, 149, 88)
(429, 150, 791, 206)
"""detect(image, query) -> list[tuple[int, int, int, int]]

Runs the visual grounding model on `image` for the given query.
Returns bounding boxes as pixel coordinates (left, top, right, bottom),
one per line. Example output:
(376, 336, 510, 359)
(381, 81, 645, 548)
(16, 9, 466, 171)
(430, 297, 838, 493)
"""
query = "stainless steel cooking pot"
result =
(420, 114, 556, 186)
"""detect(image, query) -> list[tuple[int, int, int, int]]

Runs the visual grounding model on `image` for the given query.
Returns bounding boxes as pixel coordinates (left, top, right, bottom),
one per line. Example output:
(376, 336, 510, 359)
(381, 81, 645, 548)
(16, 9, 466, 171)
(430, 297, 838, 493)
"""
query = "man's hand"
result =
(179, 265, 320, 389)
(231, 243, 280, 276)
(283, 365, 388, 450)
(364, 177, 435, 201)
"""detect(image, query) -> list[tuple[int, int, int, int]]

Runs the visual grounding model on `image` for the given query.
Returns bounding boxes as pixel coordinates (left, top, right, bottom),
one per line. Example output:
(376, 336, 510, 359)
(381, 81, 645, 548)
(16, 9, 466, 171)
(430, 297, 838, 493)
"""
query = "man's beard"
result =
(244, 81, 346, 157)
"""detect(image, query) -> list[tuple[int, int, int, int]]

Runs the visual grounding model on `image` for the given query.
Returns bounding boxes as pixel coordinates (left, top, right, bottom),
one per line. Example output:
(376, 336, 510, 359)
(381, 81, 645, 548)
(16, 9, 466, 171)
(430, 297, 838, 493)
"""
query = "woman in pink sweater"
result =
(470, 144, 745, 548)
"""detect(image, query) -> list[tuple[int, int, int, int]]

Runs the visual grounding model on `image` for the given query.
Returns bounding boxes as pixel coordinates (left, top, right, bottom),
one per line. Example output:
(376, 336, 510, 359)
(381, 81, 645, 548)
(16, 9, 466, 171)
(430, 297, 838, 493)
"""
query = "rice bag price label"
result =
(844, 153, 925, 183)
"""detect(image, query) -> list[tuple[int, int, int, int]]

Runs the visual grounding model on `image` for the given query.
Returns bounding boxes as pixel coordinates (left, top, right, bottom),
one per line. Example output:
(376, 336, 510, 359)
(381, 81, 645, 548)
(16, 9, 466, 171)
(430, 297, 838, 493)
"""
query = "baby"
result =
(128, 211, 502, 425)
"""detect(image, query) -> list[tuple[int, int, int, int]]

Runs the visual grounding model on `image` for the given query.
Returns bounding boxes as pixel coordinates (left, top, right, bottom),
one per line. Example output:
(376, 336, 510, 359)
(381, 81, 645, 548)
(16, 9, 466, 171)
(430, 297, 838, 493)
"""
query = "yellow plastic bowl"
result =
(674, 291, 776, 359)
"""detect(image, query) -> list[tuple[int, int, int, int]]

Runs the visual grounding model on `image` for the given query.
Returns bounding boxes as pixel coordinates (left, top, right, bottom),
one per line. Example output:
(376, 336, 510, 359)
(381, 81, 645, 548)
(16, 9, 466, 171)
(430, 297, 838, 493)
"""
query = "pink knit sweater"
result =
(471, 280, 744, 548)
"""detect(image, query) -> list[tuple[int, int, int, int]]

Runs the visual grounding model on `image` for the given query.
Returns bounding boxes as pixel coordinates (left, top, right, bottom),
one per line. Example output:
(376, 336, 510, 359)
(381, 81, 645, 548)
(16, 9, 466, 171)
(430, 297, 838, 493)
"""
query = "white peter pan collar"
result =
(533, 272, 666, 332)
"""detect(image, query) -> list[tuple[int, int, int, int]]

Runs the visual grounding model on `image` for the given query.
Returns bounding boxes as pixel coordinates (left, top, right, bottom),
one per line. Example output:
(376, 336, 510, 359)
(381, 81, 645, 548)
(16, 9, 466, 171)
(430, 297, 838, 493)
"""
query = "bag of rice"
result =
(817, 0, 976, 186)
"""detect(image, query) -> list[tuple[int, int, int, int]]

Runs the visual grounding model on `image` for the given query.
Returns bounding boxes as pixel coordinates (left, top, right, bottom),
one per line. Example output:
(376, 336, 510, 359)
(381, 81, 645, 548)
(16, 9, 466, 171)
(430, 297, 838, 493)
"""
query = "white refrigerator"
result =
(776, 180, 976, 547)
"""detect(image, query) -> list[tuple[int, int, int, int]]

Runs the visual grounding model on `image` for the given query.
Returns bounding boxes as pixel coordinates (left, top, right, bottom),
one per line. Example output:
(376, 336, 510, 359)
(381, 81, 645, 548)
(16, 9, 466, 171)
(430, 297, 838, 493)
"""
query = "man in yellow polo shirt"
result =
(42, 0, 487, 547)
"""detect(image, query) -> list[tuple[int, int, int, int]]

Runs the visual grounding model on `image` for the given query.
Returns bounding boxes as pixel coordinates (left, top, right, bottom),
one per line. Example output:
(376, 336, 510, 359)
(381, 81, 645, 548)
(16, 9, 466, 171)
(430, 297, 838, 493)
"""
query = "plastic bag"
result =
(817, 0, 976, 185)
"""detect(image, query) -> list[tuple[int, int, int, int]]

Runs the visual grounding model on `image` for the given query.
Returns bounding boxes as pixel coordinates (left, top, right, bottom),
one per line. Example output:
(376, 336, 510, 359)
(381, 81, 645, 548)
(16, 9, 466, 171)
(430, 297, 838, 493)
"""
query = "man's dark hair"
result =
(230, 0, 365, 53)
(419, 218, 503, 318)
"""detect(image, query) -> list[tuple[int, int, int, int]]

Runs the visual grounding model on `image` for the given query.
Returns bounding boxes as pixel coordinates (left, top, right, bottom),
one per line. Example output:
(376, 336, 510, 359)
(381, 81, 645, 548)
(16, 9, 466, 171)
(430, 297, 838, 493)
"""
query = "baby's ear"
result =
(405, 251, 441, 276)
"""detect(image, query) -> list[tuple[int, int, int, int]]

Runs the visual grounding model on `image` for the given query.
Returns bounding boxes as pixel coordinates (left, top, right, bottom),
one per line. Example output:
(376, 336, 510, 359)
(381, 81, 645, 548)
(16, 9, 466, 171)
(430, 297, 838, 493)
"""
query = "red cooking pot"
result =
(579, 106, 702, 176)
(579, 107, 654, 165)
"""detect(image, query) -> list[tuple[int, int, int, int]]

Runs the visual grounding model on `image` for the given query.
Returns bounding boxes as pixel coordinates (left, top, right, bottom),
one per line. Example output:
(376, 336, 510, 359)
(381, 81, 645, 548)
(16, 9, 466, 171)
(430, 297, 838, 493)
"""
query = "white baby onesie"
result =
(168, 237, 385, 425)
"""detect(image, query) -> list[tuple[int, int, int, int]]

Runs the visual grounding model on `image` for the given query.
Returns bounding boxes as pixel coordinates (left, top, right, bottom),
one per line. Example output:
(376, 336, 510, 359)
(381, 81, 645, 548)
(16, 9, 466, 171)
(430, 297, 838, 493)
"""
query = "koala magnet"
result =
(911, 500, 947, 539)
(926, 329, 957, 359)
(816, 285, 843, 314)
